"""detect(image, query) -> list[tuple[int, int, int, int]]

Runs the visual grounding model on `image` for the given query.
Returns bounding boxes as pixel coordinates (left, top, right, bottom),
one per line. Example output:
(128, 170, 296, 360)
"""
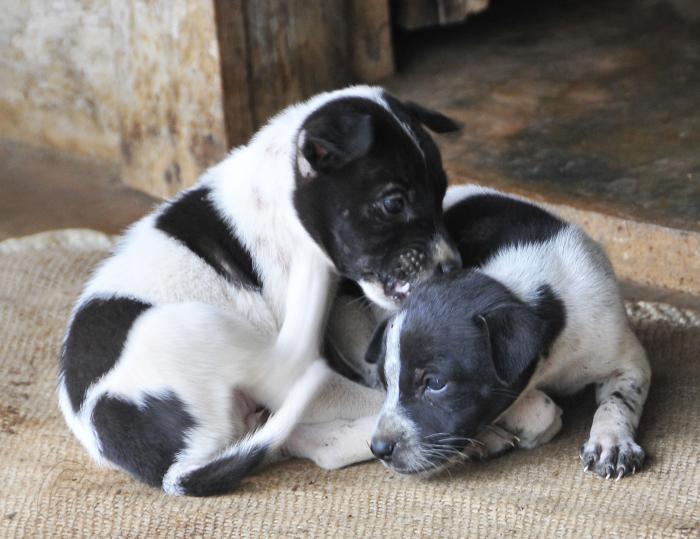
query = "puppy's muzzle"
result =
(432, 234, 462, 275)
(370, 438, 396, 461)
(384, 235, 461, 300)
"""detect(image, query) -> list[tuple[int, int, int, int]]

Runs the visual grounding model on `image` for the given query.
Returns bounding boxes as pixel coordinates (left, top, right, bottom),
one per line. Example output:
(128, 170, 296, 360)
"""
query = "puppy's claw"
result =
(605, 464, 615, 479)
(580, 436, 644, 480)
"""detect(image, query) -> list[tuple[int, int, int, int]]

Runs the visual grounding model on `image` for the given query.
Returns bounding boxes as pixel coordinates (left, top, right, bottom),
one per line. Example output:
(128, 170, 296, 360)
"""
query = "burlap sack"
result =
(1, 230, 697, 538)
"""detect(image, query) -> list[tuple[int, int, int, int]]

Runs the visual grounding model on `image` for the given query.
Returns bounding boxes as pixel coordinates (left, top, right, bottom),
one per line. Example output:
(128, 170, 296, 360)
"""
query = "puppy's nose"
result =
(438, 259, 459, 274)
(435, 250, 462, 275)
(370, 438, 396, 461)
(432, 234, 462, 275)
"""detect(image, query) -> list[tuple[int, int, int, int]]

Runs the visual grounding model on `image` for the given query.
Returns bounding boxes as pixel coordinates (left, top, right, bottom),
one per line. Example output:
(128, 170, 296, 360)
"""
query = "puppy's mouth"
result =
(384, 453, 451, 477)
(381, 275, 413, 302)
(384, 435, 486, 475)
(357, 272, 419, 311)
(378, 248, 432, 301)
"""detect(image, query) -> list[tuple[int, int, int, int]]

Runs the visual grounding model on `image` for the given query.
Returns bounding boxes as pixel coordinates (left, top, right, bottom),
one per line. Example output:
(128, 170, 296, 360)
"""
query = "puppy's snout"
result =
(370, 438, 396, 461)
(437, 259, 460, 275)
(432, 236, 462, 275)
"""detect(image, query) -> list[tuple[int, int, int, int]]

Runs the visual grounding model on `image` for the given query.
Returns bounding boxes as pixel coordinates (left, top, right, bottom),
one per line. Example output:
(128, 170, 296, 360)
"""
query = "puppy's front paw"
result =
(580, 435, 645, 480)
(463, 424, 519, 461)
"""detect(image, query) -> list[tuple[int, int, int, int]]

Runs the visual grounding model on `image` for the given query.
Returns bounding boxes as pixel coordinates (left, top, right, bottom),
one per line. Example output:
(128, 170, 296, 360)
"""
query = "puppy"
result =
(366, 185, 651, 480)
(58, 86, 461, 496)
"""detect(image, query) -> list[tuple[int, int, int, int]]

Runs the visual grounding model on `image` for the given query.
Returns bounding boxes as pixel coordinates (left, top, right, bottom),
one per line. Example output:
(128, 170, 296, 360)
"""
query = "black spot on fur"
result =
(445, 193, 567, 268)
(92, 392, 196, 488)
(611, 391, 636, 413)
(533, 284, 567, 358)
(60, 297, 151, 411)
(156, 187, 261, 289)
(179, 445, 268, 497)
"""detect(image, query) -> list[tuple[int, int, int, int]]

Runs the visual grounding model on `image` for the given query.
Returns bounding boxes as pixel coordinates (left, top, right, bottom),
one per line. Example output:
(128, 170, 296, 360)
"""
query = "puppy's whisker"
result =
(423, 432, 453, 440)
(429, 435, 485, 448)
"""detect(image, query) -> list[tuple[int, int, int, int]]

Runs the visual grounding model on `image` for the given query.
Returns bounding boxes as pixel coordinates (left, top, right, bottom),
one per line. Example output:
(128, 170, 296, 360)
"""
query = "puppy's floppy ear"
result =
(365, 318, 389, 365)
(298, 112, 373, 178)
(474, 303, 545, 386)
(401, 101, 460, 134)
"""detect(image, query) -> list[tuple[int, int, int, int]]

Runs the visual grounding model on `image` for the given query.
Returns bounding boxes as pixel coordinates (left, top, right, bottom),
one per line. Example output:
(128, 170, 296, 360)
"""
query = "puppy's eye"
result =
(424, 376, 447, 392)
(382, 194, 405, 215)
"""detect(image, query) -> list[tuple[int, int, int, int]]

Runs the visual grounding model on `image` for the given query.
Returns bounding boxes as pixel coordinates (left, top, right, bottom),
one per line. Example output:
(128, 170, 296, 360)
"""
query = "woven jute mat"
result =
(0, 230, 698, 538)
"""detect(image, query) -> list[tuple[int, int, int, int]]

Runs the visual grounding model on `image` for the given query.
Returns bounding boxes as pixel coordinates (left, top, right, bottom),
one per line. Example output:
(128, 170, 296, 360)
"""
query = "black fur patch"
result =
(179, 445, 268, 497)
(92, 392, 196, 488)
(61, 296, 151, 411)
(155, 187, 261, 288)
(533, 284, 567, 358)
(323, 337, 363, 383)
(293, 95, 452, 287)
(611, 391, 636, 413)
(445, 193, 567, 268)
(397, 100, 461, 134)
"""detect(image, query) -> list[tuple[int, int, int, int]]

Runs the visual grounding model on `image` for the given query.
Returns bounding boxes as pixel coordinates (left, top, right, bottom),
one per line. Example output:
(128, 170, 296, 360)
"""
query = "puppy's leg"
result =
(284, 416, 377, 469)
(280, 365, 384, 471)
(300, 370, 385, 424)
(464, 389, 563, 459)
(326, 292, 381, 388)
(580, 334, 651, 479)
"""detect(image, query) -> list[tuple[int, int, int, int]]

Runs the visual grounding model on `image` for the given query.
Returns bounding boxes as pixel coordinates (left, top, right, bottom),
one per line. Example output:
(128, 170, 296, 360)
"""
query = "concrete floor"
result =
(387, 0, 700, 232)
(0, 139, 156, 240)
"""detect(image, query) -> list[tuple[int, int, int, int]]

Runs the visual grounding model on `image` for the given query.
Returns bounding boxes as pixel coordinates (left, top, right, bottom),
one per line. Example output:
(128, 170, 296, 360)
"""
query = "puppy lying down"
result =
(366, 185, 651, 480)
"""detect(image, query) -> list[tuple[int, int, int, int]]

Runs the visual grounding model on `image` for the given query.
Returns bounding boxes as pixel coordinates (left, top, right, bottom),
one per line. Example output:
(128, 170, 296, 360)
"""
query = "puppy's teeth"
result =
(395, 281, 410, 294)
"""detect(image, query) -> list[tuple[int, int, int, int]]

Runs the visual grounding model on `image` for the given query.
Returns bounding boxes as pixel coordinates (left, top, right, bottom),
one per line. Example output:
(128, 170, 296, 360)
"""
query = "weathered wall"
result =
(1, 0, 393, 199)
(0, 0, 121, 160)
(1, 0, 228, 198)
(112, 1, 228, 197)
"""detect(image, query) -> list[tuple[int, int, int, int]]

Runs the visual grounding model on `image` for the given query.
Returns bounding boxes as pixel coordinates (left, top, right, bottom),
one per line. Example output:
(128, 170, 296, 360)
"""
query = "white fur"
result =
(59, 85, 406, 493)
(383, 312, 406, 416)
(372, 312, 422, 470)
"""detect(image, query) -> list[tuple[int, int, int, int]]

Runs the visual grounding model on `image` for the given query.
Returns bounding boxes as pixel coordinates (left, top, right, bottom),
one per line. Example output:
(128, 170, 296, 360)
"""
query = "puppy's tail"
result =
(164, 359, 329, 497)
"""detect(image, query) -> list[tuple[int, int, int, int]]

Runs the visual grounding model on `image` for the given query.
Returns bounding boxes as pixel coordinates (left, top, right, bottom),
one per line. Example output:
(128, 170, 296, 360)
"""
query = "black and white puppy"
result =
(58, 86, 461, 496)
(366, 185, 651, 480)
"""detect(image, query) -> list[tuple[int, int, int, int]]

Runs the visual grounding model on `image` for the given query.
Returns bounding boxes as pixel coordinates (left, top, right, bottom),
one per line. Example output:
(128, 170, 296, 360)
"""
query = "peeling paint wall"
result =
(0, 0, 228, 198)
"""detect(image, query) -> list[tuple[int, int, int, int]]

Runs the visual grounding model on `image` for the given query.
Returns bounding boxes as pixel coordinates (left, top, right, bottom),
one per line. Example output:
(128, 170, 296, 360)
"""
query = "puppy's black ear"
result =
(300, 112, 373, 176)
(401, 101, 460, 134)
(475, 304, 545, 386)
(365, 318, 389, 365)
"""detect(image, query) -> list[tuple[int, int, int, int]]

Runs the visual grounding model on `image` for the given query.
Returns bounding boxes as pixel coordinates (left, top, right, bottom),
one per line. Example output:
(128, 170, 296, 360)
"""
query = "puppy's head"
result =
(366, 272, 554, 474)
(293, 93, 461, 310)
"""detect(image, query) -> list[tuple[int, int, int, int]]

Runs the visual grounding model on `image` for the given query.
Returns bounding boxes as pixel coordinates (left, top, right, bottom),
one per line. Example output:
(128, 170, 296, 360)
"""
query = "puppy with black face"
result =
(58, 86, 461, 496)
(295, 95, 462, 308)
(367, 185, 650, 481)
